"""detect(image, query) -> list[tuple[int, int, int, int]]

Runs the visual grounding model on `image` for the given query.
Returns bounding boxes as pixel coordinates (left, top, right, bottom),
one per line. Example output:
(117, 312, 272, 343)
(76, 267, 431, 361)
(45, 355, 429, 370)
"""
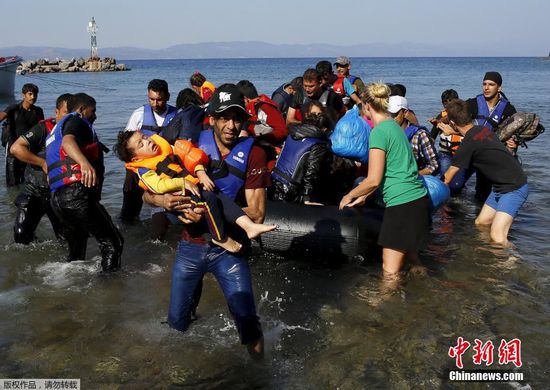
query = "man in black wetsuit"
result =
(10, 93, 72, 244)
(0, 83, 44, 186)
(46, 93, 123, 272)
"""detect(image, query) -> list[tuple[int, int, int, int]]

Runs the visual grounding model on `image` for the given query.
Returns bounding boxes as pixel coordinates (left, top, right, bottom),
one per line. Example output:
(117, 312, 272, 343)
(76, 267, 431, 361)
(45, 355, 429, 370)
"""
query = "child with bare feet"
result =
(114, 130, 276, 252)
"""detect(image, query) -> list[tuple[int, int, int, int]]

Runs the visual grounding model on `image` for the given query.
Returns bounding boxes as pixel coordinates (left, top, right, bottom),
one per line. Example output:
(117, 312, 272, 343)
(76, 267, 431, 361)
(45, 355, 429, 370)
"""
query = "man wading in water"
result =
(143, 84, 270, 359)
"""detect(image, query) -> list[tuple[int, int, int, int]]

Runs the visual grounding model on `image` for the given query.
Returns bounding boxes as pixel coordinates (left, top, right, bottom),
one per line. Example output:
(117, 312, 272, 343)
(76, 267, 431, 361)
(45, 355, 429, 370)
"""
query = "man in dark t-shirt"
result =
(442, 99, 528, 246)
(9, 94, 72, 244)
(287, 68, 344, 125)
(0, 83, 44, 186)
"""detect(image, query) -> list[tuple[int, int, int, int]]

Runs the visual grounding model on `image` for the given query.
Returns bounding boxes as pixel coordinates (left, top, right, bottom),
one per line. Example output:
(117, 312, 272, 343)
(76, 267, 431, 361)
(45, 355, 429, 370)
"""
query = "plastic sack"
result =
(421, 175, 450, 211)
(330, 106, 372, 163)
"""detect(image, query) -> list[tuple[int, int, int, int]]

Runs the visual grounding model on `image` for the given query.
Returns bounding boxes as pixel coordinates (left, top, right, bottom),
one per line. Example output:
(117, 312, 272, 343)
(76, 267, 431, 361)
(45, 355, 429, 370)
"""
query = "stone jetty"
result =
(17, 57, 129, 74)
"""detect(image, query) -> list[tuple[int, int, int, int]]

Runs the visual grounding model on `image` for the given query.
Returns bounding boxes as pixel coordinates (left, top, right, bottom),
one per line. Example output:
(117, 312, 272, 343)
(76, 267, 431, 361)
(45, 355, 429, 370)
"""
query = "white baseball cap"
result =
(387, 96, 408, 114)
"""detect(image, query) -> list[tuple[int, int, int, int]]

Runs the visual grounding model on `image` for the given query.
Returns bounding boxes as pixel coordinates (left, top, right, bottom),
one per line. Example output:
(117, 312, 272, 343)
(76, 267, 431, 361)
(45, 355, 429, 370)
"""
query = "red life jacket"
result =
(332, 74, 346, 96)
(245, 94, 286, 137)
(246, 95, 288, 145)
(46, 113, 102, 192)
(246, 94, 280, 122)
(42, 117, 55, 133)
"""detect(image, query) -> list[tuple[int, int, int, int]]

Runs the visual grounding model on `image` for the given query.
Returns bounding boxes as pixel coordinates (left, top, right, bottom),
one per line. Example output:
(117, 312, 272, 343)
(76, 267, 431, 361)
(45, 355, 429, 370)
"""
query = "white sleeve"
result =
(125, 106, 145, 131)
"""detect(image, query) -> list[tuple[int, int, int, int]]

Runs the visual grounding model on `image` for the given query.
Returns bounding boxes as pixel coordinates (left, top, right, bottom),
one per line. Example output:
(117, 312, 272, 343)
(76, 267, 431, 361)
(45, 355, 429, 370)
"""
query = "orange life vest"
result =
(125, 134, 208, 191)
(438, 110, 463, 153)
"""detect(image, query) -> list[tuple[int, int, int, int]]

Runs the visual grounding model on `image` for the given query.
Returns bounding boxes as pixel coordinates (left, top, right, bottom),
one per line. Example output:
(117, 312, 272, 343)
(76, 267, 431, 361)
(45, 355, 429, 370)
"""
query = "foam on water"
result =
(138, 263, 165, 276)
(0, 286, 31, 308)
(35, 258, 100, 290)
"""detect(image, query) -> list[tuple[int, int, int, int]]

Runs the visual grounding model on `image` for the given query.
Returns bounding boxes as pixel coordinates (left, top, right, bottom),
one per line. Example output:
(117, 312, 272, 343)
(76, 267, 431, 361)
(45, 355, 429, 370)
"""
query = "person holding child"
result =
(114, 129, 275, 252)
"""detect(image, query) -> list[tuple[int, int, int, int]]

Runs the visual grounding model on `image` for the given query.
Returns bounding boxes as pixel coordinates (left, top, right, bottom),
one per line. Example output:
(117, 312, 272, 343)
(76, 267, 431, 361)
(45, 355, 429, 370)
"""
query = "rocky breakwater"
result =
(17, 57, 130, 74)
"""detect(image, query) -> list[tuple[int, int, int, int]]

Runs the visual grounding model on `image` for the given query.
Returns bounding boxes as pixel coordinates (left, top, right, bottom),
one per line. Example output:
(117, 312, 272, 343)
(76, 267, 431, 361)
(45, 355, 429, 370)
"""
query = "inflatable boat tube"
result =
(258, 200, 383, 259)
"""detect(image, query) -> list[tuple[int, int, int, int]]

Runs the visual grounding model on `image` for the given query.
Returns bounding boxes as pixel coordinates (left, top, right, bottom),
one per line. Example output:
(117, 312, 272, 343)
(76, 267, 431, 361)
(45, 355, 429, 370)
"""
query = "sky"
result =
(1, 0, 549, 55)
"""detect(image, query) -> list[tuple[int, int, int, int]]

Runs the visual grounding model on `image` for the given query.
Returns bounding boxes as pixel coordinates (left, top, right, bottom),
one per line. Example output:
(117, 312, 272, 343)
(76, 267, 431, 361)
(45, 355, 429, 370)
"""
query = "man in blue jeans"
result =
(143, 84, 270, 359)
(441, 99, 528, 245)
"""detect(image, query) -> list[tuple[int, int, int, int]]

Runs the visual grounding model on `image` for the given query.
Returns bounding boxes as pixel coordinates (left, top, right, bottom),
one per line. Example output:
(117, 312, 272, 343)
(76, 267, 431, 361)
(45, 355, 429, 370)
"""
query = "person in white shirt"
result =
(120, 79, 177, 240)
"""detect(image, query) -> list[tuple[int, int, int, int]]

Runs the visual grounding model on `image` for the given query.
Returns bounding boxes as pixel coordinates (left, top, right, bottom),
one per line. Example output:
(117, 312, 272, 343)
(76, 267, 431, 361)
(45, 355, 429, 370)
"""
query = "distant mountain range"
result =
(0, 41, 538, 60)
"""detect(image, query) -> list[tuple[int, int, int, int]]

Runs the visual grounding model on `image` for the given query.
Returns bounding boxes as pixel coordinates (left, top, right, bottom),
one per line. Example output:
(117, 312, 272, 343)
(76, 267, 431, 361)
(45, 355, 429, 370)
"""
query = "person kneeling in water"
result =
(114, 130, 276, 252)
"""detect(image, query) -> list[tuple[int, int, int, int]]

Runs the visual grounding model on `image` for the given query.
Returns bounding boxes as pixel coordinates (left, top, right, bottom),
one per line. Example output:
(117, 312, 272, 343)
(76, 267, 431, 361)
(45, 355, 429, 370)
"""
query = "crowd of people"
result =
(0, 57, 532, 358)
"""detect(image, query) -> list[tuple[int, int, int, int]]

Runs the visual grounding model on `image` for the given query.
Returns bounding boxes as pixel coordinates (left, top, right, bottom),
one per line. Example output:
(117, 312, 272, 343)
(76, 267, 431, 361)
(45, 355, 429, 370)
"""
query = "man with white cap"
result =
(388, 95, 439, 175)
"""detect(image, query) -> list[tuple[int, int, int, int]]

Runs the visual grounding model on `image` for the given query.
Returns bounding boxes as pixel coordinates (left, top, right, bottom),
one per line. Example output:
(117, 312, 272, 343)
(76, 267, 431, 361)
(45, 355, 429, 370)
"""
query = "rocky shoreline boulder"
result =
(17, 57, 129, 74)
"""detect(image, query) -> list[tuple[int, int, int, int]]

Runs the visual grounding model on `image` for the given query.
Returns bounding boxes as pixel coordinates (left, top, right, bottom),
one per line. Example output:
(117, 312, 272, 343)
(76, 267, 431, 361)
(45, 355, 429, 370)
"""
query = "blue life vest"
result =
(141, 104, 177, 134)
(404, 124, 426, 141)
(46, 112, 100, 192)
(474, 94, 509, 130)
(347, 75, 359, 85)
(271, 135, 326, 186)
(271, 83, 291, 108)
(405, 124, 437, 171)
(198, 130, 255, 200)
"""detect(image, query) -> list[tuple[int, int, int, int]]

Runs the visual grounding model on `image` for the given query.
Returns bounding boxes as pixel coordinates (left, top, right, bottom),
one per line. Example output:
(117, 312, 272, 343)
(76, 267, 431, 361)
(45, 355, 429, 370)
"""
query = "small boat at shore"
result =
(259, 200, 384, 260)
(0, 56, 22, 96)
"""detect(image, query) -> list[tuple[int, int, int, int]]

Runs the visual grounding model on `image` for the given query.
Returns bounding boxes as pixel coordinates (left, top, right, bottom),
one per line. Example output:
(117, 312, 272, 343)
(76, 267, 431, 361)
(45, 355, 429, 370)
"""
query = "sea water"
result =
(0, 57, 548, 388)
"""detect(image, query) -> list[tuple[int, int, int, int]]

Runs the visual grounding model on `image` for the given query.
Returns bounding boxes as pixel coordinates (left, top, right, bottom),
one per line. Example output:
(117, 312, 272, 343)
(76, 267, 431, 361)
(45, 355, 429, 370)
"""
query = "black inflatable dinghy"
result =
(258, 200, 383, 259)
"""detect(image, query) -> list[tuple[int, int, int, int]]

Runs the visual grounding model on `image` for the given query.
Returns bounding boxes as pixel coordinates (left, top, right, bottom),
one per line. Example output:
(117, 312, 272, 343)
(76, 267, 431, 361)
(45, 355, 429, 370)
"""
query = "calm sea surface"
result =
(0, 57, 548, 388)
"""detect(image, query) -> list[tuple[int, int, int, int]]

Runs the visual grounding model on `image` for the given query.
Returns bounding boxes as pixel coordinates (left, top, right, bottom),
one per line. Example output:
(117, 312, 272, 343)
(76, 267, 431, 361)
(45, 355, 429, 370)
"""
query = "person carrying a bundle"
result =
(114, 130, 276, 252)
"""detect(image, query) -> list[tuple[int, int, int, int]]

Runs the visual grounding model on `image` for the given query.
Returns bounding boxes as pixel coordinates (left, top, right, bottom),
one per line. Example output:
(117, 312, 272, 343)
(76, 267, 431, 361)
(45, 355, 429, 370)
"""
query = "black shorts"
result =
(378, 195, 431, 252)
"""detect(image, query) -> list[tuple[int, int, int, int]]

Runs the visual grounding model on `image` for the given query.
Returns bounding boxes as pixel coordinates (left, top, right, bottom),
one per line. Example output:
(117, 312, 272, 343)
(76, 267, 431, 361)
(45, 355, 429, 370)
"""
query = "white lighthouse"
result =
(87, 17, 98, 59)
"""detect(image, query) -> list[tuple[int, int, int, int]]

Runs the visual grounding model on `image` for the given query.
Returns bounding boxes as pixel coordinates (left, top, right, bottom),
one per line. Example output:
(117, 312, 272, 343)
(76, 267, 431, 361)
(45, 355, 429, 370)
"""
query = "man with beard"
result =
(286, 68, 344, 125)
(143, 84, 269, 359)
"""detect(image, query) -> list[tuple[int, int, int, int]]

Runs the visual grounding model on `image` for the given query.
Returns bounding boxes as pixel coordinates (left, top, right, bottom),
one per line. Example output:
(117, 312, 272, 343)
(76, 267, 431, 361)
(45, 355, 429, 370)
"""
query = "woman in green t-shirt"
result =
(339, 83, 430, 276)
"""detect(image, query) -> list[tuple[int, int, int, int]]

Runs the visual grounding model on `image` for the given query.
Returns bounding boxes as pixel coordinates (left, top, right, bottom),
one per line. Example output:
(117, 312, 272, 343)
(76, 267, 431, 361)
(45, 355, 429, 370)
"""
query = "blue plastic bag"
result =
(421, 175, 450, 210)
(330, 106, 371, 163)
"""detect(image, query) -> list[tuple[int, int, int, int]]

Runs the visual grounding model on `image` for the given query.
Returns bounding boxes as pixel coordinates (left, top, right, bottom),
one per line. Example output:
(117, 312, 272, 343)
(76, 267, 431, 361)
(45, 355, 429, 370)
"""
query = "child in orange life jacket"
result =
(114, 130, 276, 252)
